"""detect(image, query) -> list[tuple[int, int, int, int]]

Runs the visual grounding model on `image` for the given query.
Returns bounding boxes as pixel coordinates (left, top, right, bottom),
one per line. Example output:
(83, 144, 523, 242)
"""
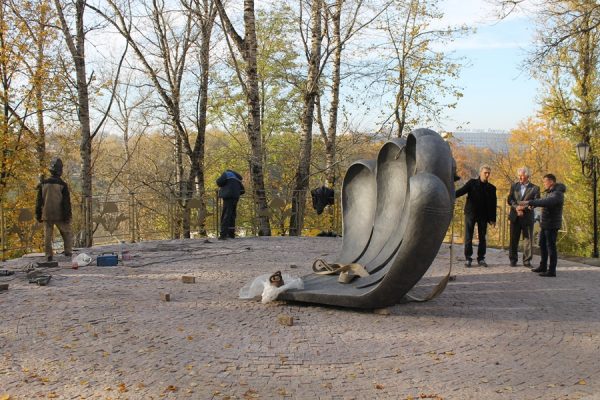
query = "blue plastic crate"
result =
(97, 253, 118, 266)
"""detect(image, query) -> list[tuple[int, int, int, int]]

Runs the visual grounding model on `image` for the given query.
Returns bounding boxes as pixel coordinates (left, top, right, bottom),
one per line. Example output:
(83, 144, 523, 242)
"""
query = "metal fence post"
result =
(215, 190, 220, 238)
(129, 192, 136, 243)
(167, 194, 173, 239)
(500, 202, 506, 250)
(1, 206, 5, 261)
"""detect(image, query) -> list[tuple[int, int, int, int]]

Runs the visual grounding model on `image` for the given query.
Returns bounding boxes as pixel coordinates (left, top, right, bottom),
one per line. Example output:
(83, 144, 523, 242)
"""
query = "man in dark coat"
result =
(455, 164, 497, 267)
(520, 174, 566, 277)
(507, 167, 540, 267)
(35, 158, 72, 261)
(216, 169, 245, 240)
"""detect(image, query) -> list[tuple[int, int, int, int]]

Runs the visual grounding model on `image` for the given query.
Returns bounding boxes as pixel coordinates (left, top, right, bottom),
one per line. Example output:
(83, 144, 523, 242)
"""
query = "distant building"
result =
(451, 129, 510, 153)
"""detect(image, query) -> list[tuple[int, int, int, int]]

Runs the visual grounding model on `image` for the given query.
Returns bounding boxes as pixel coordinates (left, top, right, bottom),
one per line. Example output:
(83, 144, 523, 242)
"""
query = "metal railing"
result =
(0, 189, 342, 260)
(448, 192, 568, 251)
(0, 189, 567, 260)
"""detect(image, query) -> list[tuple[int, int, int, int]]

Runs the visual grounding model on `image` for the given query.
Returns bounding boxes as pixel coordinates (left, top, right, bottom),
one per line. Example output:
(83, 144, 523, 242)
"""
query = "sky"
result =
(438, 0, 540, 132)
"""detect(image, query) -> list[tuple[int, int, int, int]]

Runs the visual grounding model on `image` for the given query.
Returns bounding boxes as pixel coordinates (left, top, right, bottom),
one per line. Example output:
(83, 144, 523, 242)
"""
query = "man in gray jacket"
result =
(520, 173, 566, 277)
(35, 158, 72, 261)
(507, 167, 540, 267)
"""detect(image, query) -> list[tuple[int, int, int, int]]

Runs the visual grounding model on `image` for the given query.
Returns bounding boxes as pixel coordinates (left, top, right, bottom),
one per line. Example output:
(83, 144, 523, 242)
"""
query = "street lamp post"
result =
(576, 141, 599, 258)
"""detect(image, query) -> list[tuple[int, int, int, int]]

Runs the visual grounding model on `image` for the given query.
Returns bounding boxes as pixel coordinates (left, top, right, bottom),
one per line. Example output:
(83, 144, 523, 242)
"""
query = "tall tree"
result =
(53, 0, 95, 246)
(527, 1, 600, 258)
(1, 0, 70, 207)
(0, 1, 34, 196)
(104, 71, 152, 194)
(315, 0, 385, 231)
(289, 0, 386, 235)
(184, 0, 218, 236)
(493, 1, 600, 143)
(493, 0, 600, 257)
(214, 0, 271, 236)
(374, 0, 468, 137)
(531, 1, 600, 145)
(8, 0, 62, 173)
(289, 0, 323, 236)
(54, 0, 126, 246)
(90, 0, 207, 238)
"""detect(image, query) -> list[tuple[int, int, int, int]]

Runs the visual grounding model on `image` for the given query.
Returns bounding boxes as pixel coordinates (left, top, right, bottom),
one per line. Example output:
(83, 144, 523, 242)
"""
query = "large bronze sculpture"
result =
(279, 129, 455, 308)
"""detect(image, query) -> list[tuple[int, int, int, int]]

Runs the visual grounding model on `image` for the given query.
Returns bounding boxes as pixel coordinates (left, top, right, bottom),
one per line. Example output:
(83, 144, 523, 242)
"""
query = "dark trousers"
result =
(539, 228, 558, 273)
(220, 197, 239, 238)
(509, 220, 534, 264)
(464, 215, 488, 262)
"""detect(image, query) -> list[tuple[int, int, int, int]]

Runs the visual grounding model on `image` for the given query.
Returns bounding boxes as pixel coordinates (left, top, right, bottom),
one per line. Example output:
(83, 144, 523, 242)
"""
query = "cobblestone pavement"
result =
(1, 237, 600, 400)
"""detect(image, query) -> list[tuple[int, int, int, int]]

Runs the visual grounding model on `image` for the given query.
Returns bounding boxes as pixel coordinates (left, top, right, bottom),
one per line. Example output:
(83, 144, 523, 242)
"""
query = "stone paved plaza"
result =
(1, 236, 600, 399)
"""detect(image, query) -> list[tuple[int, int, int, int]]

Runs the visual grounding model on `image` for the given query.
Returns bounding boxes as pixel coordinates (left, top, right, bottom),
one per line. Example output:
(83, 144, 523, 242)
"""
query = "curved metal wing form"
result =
(354, 136, 413, 269)
(279, 129, 454, 308)
(335, 159, 377, 264)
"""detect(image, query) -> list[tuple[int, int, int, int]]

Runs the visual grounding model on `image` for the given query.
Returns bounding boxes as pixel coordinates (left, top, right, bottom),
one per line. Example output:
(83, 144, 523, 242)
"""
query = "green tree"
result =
(215, 0, 272, 236)
(0, 0, 51, 258)
(53, 0, 126, 246)
(289, 0, 323, 236)
(372, 0, 469, 137)
(522, 1, 600, 256)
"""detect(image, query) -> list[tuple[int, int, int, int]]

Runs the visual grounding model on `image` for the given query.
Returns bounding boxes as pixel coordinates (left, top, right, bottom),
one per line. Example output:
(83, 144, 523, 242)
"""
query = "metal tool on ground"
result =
(36, 261, 58, 268)
(28, 275, 52, 286)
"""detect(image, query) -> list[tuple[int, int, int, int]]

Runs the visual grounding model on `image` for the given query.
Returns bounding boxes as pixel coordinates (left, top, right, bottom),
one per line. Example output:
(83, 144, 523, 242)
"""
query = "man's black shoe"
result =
(531, 266, 547, 273)
(510, 262, 517, 267)
(523, 263, 531, 268)
(218, 236, 227, 240)
(539, 271, 556, 277)
(478, 260, 488, 267)
(464, 260, 472, 268)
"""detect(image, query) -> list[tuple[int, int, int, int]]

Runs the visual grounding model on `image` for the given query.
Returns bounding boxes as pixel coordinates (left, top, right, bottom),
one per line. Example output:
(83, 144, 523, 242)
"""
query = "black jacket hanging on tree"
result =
(311, 186, 335, 215)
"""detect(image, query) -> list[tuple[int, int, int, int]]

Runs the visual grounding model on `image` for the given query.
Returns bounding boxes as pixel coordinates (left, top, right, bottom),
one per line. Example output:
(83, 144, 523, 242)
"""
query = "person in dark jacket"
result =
(507, 167, 540, 267)
(520, 174, 566, 277)
(35, 158, 72, 261)
(216, 169, 245, 240)
(455, 164, 497, 267)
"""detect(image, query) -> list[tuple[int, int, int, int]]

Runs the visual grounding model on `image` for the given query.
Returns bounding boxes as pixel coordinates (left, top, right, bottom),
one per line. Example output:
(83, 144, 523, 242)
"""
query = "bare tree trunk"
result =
(195, 35, 210, 234)
(34, 63, 46, 174)
(215, 0, 271, 235)
(54, 0, 94, 247)
(187, 0, 217, 236)
(324, 0, 343, 232)
(174, 135, 184, 238)
(394, 8, 411, 138)
(289, 0, 322, 236)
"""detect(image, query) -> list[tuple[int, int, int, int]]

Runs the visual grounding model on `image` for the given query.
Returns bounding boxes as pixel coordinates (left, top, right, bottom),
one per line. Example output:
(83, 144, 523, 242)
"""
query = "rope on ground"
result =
(312, 259, 369, 283)
(404, 226, 454, 303)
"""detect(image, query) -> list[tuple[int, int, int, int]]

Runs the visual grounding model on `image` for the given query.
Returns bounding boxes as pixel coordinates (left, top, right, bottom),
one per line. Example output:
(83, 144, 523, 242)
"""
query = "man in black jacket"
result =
(520, 174, 566, 277)
(35, 158, 72, 261)
(455, 164, 497, 267)
(507, 167, 540, 267)
(216, 170, 245, 240)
